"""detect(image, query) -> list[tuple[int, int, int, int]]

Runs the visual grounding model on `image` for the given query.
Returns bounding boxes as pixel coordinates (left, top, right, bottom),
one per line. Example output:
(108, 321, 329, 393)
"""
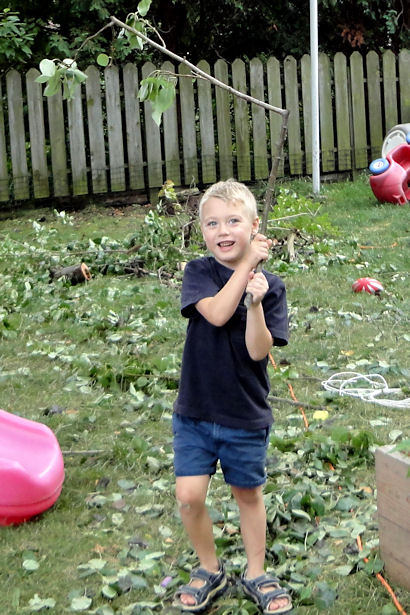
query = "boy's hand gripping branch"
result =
(244, 234, 271, 309)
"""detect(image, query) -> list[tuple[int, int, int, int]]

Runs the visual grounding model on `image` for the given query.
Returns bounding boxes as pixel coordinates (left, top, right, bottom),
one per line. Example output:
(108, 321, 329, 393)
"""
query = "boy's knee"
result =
(176, 498, 191, 512)
(232, 485, 263, 506)
(175, 487, 204, 511)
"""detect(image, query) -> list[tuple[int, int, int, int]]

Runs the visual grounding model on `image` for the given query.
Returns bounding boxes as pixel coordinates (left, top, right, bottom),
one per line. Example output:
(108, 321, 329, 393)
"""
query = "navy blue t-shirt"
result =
(173, 257, 288, 430)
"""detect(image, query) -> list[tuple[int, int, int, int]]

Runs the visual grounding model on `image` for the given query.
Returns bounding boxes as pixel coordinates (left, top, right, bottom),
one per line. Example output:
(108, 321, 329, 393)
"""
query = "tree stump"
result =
(50, 263, 91, 285)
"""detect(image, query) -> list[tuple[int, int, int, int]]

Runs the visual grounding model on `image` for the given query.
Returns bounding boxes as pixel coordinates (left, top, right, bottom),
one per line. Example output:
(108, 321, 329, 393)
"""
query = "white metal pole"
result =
(310, 0, 320, 193)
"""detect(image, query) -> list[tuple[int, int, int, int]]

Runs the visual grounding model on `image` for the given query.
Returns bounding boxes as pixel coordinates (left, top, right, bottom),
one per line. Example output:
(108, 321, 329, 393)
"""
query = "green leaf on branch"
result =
(138, 0, 152, 17)
(38, 58, 56, 77)
(36, 58, 87, 100)
(43, 74, 62, 97)
(97, 53, 110, 67)
(125, 14, 146, 50)
(138, 76, 176, 126)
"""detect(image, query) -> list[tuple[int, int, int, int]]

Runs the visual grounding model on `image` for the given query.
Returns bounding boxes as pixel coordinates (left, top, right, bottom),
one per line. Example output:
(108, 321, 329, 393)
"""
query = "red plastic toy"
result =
(369, 133, 410, 205)
(352, 277, 384, 295)
(0, 409, 65, 525)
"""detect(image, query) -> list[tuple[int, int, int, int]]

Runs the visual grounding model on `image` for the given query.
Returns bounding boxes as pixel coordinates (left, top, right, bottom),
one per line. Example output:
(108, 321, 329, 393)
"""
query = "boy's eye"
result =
(206, 220, 217, 227)
(229, 218, 240, 224)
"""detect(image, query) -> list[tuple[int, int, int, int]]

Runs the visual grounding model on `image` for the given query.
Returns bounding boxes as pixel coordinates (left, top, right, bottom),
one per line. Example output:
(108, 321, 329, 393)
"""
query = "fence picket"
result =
(47, 87, 69, 197)
(161, 61, 181, 185)
(197, 60, 216, 185)
(301, 55, 312, 174)
(6, 70, 30, 200)
(0, 80, 10, 201)
(142, 62, 163, 190)
(250, 58, 269, 179)
(334, 53, 351, 170)
(85, 66, 107, 194)
(179, 62, 198, 185)
(383, 50, 398, 132)
(123, 63, 145, 190)
(350, 52, 368, 169)
(232, 59, 251, 181)
(105, 66, 126, 192)
(67, 85, 87, 195)
(399, 50, 410, 122)
(319, 53, 335, 172)
(266, 57, 284, 177)
(214, 60, 233, 179)
(366, 51, 383, 160)
(26, 69, 49, 199)
(284, 56, 303, 174)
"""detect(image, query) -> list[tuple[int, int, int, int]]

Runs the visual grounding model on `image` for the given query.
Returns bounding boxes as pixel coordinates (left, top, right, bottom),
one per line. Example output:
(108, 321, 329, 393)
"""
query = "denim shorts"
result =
(172, 414, 271, 488)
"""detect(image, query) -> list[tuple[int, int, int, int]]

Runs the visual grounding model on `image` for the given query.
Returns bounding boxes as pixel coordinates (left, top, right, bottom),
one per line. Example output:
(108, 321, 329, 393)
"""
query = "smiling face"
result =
(200, 197, 259, 269)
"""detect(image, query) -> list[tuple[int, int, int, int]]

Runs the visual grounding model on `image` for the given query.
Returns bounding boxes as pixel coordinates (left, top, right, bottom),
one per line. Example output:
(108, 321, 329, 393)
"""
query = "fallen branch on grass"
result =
(50, 262, 91, 285)
(62, 449, 107, 456)
(268, 395, 328, 410)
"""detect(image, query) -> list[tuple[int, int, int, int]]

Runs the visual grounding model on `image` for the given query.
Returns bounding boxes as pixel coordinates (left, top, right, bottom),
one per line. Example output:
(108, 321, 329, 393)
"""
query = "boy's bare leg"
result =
(232, 485, 290, 612)
(176, 475, 220, 606)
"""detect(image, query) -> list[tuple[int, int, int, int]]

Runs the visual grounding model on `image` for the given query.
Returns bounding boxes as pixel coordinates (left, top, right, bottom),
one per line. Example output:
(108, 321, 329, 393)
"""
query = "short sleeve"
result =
(181, 258, 220, 318)
(262, 274, 289, 346)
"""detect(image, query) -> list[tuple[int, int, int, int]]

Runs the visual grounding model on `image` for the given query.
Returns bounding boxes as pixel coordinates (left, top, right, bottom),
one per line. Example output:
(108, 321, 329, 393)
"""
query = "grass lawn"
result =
(0, 174, 409, 615)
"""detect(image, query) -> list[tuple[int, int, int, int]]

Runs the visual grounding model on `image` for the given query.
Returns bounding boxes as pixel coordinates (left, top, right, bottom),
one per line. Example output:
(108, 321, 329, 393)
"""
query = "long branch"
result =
(109, 14, 289, 310)
(110, 15, 288, 118)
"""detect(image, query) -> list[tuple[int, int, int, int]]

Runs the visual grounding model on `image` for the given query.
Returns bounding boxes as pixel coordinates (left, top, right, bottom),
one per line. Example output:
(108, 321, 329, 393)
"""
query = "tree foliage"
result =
(1, 0, 408, 73)
(0, 8, 37, 68)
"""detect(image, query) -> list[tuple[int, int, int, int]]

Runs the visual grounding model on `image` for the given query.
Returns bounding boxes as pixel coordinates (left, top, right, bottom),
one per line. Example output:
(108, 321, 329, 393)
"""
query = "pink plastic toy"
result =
(369, 133, 410, 205)
(0, 409, 64, 525)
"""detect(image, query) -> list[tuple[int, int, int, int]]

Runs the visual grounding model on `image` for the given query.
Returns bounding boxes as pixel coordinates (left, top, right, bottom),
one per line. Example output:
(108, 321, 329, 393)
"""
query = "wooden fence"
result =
(0, 49, 409, 203)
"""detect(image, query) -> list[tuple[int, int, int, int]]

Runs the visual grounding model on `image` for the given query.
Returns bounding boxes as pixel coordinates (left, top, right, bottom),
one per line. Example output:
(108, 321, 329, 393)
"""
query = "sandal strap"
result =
(173, 562, 226, 609)
(258, 587, 291, 606)
(174, 583, 203, 599)
(242, 573, 291, 611)
(190, 567, 220, 582)
(253, 574, 281, 590)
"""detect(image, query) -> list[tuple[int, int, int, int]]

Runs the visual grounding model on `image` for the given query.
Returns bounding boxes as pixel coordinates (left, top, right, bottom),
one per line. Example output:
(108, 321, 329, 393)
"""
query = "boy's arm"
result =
(245, 272, 273, 361)
(195, 261, 252, 327)
(195, 234, 271, 327)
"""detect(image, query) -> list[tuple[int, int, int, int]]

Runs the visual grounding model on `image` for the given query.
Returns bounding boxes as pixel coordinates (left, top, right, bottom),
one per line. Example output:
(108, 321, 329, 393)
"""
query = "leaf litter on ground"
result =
(0, 178, 409, 614)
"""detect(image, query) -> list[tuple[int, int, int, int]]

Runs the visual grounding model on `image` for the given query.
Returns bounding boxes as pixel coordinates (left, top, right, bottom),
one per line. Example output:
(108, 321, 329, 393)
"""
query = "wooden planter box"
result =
(375, 445, 410, 591)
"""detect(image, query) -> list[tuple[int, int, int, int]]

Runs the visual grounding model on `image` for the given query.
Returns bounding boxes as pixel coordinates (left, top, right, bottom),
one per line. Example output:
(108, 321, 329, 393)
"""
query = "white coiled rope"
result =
(321, 372, 410, 409)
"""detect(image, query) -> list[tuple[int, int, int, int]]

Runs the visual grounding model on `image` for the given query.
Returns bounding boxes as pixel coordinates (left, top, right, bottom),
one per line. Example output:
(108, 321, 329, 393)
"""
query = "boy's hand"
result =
(246, 271, 269, 305)
(247, 233, 272, 269)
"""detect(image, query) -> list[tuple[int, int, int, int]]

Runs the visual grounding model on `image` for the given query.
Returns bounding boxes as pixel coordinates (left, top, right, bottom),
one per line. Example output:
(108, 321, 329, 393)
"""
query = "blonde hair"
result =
(199, 179, 258, 221)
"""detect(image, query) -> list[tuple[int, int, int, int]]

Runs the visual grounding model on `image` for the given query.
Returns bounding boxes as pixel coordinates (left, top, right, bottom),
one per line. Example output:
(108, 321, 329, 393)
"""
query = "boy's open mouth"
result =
(218, 241, 235, 247)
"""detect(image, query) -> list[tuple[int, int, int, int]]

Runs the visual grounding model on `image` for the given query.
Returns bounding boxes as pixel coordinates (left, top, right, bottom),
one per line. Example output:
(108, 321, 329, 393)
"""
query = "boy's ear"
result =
(252, 217, 260, 235)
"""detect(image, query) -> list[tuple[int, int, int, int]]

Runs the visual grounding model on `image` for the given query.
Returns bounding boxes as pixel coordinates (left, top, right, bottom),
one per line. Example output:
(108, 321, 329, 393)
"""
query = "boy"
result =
(172, 180, 292, 614)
